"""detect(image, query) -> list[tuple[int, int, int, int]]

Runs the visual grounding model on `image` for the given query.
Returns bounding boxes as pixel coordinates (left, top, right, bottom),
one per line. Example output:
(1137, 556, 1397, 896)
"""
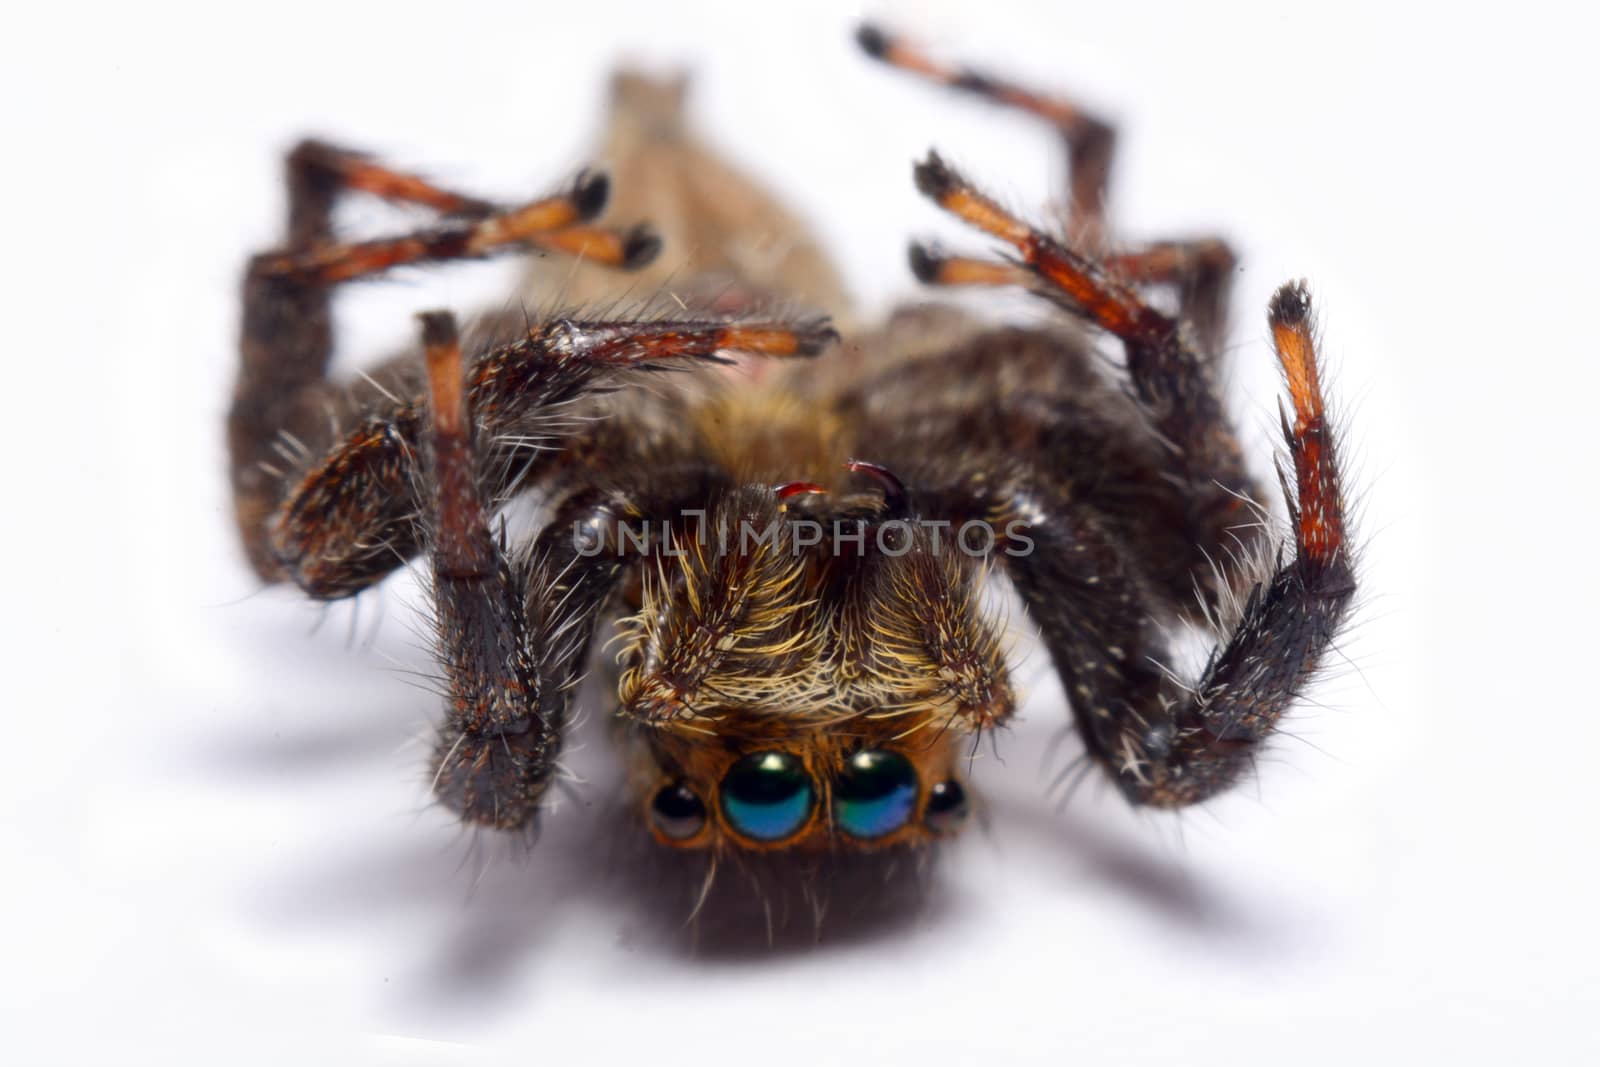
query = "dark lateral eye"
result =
(720, 751, 815, 842)
(925, 779, 969, 833)
(834, 749, 918, 839)
(650, 781, 707, 840)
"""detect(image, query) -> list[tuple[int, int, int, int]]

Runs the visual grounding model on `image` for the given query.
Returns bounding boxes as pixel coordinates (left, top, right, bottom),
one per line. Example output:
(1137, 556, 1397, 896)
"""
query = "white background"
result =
(4, 0, 1595, 1062)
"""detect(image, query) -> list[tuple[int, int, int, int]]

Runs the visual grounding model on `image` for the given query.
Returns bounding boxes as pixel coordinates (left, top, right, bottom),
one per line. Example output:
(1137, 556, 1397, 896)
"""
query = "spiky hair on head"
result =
(832, 526, 1014, 738)
(615, 488, 831, 731)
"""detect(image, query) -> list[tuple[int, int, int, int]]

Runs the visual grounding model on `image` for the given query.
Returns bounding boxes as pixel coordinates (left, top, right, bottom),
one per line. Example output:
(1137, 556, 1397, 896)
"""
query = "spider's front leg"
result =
(414, 312, 567, 828)
(272, 315, 836, 600)
(414, 310, 809, 828)
(894, 153, 1353, 803)
(415, 313, 637, 828)
(1002, 283, 1354, 805)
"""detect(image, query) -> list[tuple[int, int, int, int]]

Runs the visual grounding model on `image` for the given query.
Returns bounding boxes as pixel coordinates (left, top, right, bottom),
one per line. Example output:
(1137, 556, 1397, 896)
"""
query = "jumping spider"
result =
(229, 27, 1355, 859)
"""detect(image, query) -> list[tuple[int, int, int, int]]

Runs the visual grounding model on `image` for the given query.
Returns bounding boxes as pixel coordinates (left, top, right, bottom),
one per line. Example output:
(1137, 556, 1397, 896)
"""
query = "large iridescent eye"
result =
(650, 781, 707, 841)
(720, 751, 815, 842)
(834, 749, 918, 840)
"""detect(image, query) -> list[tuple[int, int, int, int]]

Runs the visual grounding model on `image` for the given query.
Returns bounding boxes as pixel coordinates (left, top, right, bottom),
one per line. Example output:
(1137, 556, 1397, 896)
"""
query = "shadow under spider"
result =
(234, 744, 1289, 1005)
(209, 667, 1293, 1016)
(585, 796, 953, 961)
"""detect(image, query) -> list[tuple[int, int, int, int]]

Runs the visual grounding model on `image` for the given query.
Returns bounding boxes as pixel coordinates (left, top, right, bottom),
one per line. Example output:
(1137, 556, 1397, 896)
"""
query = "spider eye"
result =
(834, 749, 918, 839)
(720, 751, 815, 842)
(650, 781, 707, 841)
(925, 779, 969, 833)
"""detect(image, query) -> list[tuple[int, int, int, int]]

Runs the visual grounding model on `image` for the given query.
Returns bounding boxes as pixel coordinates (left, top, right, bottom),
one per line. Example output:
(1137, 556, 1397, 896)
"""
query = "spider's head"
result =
(610, 485, 1009, 852)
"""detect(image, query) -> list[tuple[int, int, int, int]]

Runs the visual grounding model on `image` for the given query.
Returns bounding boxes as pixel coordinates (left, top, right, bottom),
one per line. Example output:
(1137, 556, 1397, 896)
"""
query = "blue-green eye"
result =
(834, 749, 918, 839)
(720, 751, 815, 842)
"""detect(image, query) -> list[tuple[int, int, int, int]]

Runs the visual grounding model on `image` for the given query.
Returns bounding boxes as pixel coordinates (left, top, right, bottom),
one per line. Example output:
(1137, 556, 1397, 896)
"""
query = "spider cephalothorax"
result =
(607, 481, 1011, 851)
(229, 26, 1355, 859)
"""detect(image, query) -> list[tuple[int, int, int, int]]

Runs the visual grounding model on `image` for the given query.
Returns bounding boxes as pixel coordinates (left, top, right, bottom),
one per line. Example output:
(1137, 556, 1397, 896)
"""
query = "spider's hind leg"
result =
(229, 141, 651, 582)
(1104, 238, 1237, 359)
(913, 155, 1265, 605)
(861, 24, 1239, 355)
(912, 236, 1238, 360)
(857, 21, 1115, 245)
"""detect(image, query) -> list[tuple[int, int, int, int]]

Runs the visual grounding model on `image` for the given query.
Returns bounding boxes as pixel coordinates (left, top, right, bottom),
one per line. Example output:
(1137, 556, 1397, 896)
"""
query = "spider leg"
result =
(416, 310, 560, 828)
(860, 26, 1236, 353)
(229, 140, 644, 581)
(913, 154, 1263, 596)
(944, 283, 1353, 806)
(857, 21, 1115, 245)
(271, 315, 836, 599)
(1104, 239, 1238, 359)
(250, 196, 654, 288)
(414, 310, 610, 828)
(1098, 241, 1238, 291)
(910, 236, 1236, 356)
(415, 310, 766, 829)
(282, 139, 496, 223)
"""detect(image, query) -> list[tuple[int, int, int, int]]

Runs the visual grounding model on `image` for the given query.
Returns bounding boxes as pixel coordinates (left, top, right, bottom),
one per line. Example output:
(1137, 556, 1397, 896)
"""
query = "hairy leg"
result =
(912, 154, 1265, 600)
(911, 234, 1237, 357)
(415, 312, 626, 829)
(835, 322, 1220, 616)
(272, 315, 837, 599)
(414, 311, 770, 830)
(229, 140, 646, 581)
(1105, 238, 1238, 358)
(924, 283, 1354, 805)
(415, 310, 566, 829)
(860, 23, 1238, 356)
(857, 22, 1116, 245)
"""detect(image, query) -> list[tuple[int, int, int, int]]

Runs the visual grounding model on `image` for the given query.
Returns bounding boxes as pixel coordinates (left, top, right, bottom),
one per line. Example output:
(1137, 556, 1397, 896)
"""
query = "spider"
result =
(228, 25, 1355, 859)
